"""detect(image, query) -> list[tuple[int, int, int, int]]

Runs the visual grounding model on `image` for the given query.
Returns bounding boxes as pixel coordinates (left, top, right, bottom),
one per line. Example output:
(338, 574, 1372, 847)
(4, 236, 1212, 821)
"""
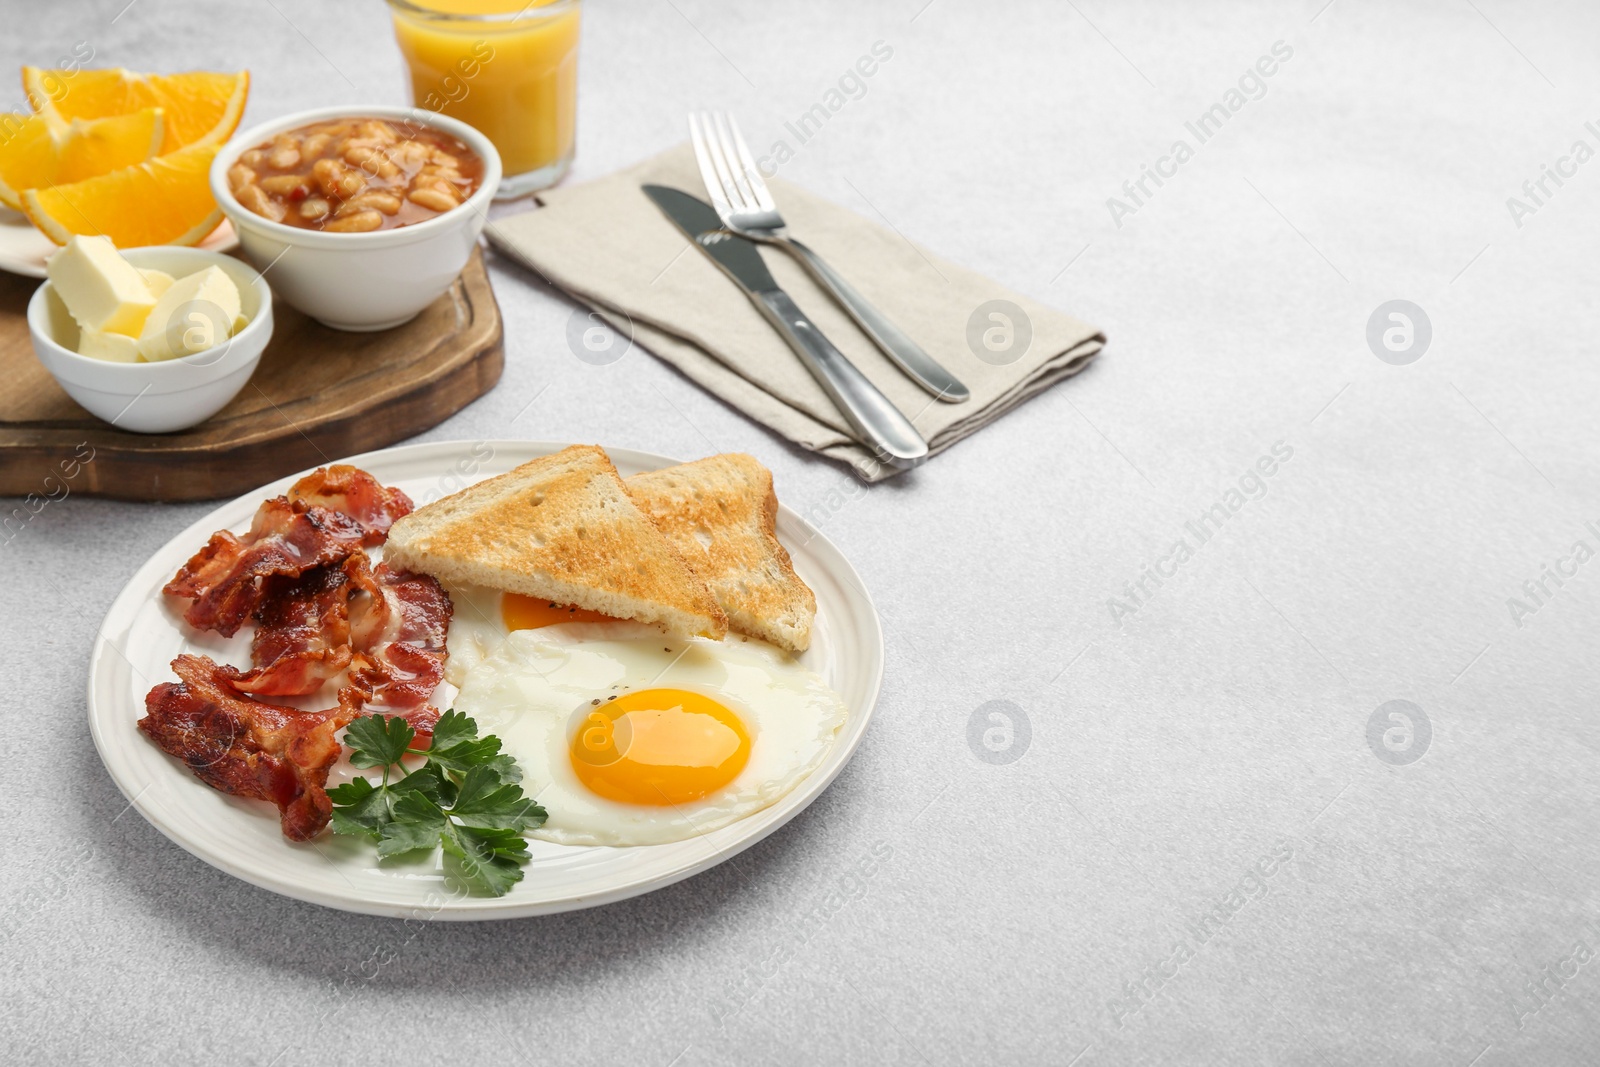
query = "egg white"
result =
(440, 582, 511, 686)
(450, 621, 849, 846)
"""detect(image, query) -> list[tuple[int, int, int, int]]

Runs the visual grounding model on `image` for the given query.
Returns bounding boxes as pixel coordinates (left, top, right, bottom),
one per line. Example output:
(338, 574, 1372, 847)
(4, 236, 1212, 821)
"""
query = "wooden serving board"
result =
(0, 247, 503, 502)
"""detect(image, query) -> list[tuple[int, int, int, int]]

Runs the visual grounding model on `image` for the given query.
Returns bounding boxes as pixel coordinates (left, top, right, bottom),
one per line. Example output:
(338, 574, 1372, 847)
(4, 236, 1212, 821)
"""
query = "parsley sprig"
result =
(328, 711, 547, 897)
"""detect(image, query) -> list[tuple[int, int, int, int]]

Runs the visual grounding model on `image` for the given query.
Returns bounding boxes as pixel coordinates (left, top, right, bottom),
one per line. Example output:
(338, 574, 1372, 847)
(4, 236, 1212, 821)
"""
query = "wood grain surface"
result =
(0, 247, 503, 502)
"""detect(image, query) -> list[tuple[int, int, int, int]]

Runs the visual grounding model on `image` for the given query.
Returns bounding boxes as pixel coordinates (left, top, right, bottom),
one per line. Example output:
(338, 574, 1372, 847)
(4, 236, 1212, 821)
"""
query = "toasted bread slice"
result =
(383, 445, 727, 639)
(625, 454, 816, 653)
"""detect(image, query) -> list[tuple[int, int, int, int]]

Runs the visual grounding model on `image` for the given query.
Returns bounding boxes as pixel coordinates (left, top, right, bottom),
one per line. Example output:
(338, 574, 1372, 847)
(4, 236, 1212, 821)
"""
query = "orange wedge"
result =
(22, 68, 248, 151)
(0, 107, 164, 211)
(20, 140, 223, 247)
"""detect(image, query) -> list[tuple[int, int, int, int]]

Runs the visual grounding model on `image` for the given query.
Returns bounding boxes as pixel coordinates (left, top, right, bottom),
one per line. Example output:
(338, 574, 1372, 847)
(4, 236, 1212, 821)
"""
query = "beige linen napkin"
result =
(487, 144, 1103, 481)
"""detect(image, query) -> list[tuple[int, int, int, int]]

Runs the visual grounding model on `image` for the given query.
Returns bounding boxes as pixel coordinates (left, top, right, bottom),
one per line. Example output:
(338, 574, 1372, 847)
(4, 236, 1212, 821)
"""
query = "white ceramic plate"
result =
(0, 207, 238, 278)
(87, 441, 883, 919)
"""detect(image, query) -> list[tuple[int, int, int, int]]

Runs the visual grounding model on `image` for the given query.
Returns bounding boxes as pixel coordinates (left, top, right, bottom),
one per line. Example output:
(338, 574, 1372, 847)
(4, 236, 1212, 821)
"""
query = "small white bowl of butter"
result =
(28, 237, 273, 434)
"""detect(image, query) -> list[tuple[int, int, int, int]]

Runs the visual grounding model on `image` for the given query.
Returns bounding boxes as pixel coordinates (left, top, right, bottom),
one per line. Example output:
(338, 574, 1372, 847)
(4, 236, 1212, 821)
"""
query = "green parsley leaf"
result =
(327, 777, 389, 840)
(450, 765, 548, 832)
(428, 709, 478, 751)
(480, 753, 522, 785)
(328, 710, 544, 897)
(440, 822, 530, 897)
(426, 734, 505, 776)
(343, 714, 416, 769)
(389, 762, 444, 801)
(377, 793, 449, 857)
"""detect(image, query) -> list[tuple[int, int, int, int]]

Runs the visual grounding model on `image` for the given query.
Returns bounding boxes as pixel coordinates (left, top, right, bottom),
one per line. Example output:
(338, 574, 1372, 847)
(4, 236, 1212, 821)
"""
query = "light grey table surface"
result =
(5, 1, 1599, 1064)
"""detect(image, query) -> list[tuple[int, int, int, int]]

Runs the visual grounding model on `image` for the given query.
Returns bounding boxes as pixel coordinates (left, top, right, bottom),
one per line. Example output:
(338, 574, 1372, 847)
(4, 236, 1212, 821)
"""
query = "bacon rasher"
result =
(144, 468, 450, 837)
(221, 556, 453, 719)
(138, 655, 366, 841)
(218, 559, 361, 697)
(162, 467, 414, 638)
(285, 465, 413, 546)
(163, 498, 367, 637)
(347, 562, 453, 712)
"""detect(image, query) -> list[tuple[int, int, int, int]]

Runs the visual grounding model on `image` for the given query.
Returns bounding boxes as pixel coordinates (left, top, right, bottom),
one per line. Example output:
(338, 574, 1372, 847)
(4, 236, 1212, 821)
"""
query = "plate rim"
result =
(0, 213, 240, 279)
(87, 439, 884, 920)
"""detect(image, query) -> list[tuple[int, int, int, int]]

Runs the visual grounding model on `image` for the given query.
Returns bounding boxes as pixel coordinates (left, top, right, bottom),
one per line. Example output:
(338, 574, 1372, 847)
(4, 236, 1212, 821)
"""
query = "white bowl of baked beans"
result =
(210, 106, 501, 332)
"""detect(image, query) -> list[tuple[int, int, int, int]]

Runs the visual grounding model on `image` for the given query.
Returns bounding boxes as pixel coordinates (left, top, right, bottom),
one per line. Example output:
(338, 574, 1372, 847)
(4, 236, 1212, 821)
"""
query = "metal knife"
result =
(643, 184, 928, 468)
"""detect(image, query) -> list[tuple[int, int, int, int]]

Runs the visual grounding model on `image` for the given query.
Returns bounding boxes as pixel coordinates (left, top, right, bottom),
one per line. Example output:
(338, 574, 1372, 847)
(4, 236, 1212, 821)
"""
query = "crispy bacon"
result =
(286, 465, 413, 546)
(397, 704, 442, 743)
(218, 559, 360, 696)
(145, 468, 448, 837)
(348, 562, 453, 711)
(215, 554, 453, 714)
(163, 466, 411, 638)
(164, 498, 367, 637)
(138, 655, 365, 841)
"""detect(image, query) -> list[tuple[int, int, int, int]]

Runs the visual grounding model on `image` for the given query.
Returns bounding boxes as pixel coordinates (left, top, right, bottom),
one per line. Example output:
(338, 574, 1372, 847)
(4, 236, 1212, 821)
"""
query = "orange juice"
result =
(388, 0, 579, 196)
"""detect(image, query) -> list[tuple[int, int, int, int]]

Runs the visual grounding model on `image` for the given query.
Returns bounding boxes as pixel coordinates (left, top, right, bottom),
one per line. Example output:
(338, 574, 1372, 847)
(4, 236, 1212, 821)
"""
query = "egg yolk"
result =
(502, 592, 619, 631)
(570, 688, 751, 806)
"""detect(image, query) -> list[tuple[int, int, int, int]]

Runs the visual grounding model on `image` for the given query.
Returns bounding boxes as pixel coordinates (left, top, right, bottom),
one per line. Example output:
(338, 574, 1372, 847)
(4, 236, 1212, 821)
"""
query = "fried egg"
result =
(450, 621, 848, 846)
(441, 582, 615, 685)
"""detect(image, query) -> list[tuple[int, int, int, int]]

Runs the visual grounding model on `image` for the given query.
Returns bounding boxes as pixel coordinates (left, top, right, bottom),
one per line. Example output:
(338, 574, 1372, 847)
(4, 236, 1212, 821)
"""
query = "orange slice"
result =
(22, 68, 248, 151)
(19, 140, 223, 247)
(0, 107, 164, 211)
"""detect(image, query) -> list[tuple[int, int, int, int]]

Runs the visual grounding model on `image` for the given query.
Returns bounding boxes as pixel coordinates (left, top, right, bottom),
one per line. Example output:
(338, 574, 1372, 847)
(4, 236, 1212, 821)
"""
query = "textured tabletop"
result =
(5, 1, 1599, 1064)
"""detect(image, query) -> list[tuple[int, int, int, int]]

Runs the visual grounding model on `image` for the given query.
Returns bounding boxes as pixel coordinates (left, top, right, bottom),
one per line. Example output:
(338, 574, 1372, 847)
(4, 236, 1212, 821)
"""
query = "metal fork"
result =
(688, 111, 972, 404)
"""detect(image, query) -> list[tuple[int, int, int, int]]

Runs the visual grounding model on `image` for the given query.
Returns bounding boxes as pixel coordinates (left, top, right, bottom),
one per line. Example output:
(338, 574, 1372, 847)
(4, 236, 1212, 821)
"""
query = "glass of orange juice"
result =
(386, 0, 579, 198)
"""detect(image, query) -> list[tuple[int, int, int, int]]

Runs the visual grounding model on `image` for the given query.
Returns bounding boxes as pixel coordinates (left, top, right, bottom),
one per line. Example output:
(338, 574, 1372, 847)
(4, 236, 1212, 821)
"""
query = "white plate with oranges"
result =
(0, 209, 237, 278)
(0, 66, 249, 277)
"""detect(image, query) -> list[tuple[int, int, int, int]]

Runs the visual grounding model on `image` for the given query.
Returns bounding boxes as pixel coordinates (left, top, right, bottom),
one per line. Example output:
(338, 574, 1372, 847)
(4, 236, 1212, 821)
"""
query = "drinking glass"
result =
(387, 0, 580, 198)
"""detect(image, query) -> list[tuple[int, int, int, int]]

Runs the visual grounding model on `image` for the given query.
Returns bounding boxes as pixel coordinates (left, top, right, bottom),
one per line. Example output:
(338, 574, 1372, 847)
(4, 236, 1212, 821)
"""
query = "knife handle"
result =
(752, 289, 929, 468)
(780, 237, 971, 404)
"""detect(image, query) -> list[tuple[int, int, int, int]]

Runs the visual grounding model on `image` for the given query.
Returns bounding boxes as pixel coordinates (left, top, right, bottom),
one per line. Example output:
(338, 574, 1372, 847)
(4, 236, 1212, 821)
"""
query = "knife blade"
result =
(642, 184, 928, 469)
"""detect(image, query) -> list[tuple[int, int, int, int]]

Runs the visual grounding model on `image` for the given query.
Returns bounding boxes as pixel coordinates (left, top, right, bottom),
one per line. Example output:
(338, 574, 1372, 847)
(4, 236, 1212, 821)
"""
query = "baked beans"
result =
(227, 116, 483, 233)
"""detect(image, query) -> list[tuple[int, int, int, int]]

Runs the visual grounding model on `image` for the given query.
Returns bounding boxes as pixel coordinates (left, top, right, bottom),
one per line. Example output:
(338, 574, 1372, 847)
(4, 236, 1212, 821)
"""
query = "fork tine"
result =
(710, 111, 761, 213)
(722, 114, 774, 213)
(688, 112, 736, 219)
(696, 110, 748, 216)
